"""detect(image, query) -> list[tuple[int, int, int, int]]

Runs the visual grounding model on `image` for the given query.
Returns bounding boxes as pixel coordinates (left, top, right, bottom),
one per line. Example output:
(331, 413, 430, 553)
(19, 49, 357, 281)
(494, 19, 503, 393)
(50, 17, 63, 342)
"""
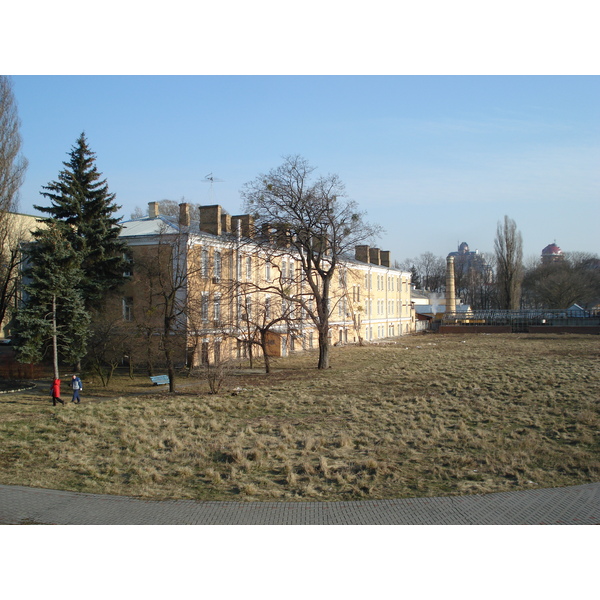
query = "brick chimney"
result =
(179, 202, 191, 227)
(355, 245, 370, 263)
(199, 205, 222, 236)
(232, 214, 254, 238)
(369, 248, 381, 266)
(148, 201, 159, 218)
(380, 250, 391, 267)
(221, 212, 232, 234)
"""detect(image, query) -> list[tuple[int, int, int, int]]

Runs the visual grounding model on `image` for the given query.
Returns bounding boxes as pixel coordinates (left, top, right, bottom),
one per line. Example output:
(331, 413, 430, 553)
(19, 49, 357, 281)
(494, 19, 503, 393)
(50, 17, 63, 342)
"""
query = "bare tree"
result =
(241, 155, 382, 370)
(131, 226, 190, 392)
(522, 251, 600, 309)
(0, 76, 27, 214)
(453, 251, 495, 309)
(224, 248, 301, 373)
(129, 220, 238, 392)
(402, 252, 445, 292)
(0, 215, 30, 330)
(494, 215, 523, 309)
(0, 76, 29, 331)
(85, 312, 133, 387)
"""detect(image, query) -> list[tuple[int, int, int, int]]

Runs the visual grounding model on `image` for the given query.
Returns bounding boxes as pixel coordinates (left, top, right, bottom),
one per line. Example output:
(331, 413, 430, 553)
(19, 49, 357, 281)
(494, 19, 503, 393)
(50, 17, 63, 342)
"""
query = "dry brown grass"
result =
(0, 333, 598, 501)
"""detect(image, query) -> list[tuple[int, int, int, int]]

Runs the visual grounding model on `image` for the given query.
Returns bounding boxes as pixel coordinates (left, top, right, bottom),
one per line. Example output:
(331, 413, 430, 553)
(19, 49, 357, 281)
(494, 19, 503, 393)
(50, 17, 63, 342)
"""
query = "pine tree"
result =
(14, 224, 91, 378)
(34, 133, 128, 307)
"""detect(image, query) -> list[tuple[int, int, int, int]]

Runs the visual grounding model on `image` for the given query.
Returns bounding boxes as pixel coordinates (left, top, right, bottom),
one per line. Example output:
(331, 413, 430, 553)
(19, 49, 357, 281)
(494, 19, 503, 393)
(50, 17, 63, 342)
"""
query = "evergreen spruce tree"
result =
(34, 132, 128, 308)
(14, 224, 91, 378)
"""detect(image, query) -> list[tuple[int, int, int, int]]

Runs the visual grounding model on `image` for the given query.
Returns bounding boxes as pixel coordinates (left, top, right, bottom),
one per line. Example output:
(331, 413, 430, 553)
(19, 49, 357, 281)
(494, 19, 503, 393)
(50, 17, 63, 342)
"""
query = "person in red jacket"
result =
(50, 378, 64, 406)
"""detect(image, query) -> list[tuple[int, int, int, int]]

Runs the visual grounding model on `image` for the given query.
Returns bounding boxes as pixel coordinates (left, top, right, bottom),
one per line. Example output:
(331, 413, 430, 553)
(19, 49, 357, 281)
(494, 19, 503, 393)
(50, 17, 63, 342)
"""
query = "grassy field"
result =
(0, 333, 598, 502)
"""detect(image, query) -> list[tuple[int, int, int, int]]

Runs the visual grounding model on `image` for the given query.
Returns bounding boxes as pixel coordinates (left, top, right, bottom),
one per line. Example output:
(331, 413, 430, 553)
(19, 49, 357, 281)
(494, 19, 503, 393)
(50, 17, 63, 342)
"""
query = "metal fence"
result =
(440, 308, 600, 333)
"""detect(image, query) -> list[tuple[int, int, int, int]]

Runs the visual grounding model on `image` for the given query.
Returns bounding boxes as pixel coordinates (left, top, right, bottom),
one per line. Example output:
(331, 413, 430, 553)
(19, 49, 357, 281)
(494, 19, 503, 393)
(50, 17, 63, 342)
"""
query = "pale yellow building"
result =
(117, 202, 415, 366)
(0, 211, 45, 340)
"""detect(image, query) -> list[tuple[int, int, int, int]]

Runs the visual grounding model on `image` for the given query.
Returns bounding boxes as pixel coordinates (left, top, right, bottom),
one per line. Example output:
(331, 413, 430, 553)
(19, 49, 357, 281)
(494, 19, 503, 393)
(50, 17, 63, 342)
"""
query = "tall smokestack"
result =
(445, 255, 457, 314)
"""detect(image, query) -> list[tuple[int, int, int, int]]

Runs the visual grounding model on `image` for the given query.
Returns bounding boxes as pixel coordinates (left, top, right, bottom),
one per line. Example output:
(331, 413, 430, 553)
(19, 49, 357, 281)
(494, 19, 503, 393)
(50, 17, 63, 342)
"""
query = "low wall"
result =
(439, 326, 512, 334)
(439, 325, 599, 335)
(0, 347, 51, 379)
(528, 326, 600, 334)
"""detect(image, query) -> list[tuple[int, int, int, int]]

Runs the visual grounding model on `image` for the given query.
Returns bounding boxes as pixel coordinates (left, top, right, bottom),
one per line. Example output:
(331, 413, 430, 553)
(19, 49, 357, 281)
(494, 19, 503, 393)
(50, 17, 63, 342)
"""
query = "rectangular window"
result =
(201, 249, 209, 278)
(246, 256, 252, 281)
(122, 297, 133, 321)
(201, 293, 209, 321)
(265, 261, 271, 281)
(214, 294, 221, 323)
(236, 294, 243, 321)
(214, 251, 222, 279)
(123, 252, 133, 277)
(265, 295, 271, 320)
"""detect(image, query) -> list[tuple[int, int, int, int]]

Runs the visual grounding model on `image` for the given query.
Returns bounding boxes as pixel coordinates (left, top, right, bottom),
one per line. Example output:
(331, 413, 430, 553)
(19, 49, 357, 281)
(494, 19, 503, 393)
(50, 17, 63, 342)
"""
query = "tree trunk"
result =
(165, 345, 176, 392)
(317, 325, 330, 369)
(248, 341, 254, 369)
(260, 331, 271, 374)
(51, 294, 59, 380)
(316, 278, 331, 369)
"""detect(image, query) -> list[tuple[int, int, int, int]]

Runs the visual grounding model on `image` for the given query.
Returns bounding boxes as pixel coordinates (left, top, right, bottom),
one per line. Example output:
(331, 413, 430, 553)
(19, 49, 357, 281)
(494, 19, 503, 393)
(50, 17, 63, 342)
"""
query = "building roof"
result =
(119, 214, 409, 276)
(119, 216, 180, 237)
(542, 243, 562, 256)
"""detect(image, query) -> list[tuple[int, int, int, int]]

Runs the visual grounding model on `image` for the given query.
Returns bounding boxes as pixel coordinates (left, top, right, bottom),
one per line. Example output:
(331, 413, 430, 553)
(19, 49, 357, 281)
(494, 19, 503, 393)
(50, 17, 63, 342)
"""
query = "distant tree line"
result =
(401, 216, 599, 311)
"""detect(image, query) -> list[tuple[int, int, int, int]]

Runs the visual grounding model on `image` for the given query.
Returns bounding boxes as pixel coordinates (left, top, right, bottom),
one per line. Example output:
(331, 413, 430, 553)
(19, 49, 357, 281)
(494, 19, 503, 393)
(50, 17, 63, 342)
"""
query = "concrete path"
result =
(1, 481, 598, 524)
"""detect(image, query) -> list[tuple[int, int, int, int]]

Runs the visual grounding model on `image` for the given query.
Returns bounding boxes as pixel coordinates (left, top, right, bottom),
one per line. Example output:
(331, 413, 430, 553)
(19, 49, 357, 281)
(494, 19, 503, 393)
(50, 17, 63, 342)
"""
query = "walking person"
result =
(71, 374, 83, 404)
(50, 378, 64, 406)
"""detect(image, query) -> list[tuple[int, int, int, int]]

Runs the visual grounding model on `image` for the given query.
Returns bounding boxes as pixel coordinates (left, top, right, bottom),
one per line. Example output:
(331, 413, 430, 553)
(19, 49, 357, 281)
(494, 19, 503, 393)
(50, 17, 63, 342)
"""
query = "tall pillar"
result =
(445, 255, 456, 314)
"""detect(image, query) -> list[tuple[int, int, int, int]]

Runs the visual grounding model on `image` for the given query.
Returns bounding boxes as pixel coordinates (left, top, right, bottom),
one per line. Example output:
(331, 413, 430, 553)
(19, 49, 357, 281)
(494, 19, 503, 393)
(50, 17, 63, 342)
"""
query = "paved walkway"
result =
(1, 481, 598, 524)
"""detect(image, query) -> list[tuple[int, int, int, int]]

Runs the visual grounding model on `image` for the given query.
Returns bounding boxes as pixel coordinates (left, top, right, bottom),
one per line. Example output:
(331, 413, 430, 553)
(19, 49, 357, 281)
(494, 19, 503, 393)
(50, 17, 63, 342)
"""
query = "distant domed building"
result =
(448, 242, 493, 283)
(541, 242, 564, 264)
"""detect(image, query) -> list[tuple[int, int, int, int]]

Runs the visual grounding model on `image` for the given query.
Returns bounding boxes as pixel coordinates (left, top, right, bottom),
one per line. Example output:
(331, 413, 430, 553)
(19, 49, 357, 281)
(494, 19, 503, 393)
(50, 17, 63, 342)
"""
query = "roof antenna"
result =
(203, 173, 224, 204)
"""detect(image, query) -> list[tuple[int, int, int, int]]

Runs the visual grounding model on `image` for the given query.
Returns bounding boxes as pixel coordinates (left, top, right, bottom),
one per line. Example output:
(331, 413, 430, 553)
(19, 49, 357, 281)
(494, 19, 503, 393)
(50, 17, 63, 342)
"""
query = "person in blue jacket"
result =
(71, 374, 83, 404)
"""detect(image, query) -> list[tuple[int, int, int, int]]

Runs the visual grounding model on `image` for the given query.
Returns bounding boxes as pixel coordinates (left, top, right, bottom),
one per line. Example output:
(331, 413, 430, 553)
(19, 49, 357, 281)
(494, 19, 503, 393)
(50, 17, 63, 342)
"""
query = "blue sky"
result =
(12, 75, 598, 265)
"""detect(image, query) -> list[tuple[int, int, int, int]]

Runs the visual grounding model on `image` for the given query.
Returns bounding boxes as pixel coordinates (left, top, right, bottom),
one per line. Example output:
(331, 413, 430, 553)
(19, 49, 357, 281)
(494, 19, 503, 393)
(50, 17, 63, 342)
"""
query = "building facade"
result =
(0, 212, 46, 340)
(117, 202, 415, 366)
